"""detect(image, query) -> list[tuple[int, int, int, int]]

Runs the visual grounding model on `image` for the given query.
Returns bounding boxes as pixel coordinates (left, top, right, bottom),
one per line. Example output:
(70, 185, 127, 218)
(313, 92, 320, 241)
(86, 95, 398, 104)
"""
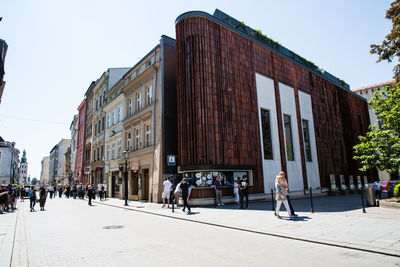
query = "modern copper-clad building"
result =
(175, 9, 376, 201)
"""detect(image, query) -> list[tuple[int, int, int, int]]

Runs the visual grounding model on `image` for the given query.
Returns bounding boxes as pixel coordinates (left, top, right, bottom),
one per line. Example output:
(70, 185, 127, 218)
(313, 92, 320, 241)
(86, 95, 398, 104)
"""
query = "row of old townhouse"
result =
(63, 36, 176, 202)
(41, 9, 391, 204)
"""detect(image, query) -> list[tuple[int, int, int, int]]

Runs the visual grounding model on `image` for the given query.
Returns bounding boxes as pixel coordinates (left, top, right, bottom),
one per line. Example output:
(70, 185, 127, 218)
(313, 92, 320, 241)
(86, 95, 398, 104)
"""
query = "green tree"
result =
(354, 83, 400, 173)
(370, 0, 400, 81)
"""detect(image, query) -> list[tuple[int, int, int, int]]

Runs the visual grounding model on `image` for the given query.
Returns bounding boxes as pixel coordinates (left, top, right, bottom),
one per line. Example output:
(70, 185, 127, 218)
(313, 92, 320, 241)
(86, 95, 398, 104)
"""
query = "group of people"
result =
(160, 171, 298, 219)
(0, 184, 27, 214)
(161, 177, 193, 214)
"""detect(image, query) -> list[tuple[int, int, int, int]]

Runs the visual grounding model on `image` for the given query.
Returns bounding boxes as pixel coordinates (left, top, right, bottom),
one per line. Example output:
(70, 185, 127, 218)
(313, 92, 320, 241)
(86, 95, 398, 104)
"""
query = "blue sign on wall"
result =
(167, 155, 176, 166)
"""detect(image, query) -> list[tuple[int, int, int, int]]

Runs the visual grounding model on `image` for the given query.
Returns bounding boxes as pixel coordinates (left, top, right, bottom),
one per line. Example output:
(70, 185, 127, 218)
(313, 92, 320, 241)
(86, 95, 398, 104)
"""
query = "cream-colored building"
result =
(121, 36, 177, 203)
(352, 80, 395, 181)
(104, 78, 125, 198)
(90, 68, 130, 186)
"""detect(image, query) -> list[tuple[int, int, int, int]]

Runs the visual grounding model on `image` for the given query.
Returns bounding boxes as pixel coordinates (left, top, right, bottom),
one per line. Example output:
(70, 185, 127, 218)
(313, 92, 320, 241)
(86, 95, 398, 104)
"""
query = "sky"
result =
(0, 0, 396, 179)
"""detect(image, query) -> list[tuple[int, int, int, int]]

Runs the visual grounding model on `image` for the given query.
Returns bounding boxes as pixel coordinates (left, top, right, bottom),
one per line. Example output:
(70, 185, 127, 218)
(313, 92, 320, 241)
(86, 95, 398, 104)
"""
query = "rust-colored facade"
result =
(175, 10, 376, 198)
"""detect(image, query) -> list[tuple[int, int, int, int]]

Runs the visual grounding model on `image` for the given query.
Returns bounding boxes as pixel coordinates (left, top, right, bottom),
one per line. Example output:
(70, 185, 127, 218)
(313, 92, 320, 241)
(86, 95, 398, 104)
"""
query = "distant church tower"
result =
(19, 150, 28, 185)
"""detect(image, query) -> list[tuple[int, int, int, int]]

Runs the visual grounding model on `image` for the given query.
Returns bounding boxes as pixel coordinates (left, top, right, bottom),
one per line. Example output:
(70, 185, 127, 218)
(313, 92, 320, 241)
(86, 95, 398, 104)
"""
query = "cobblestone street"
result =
(1, 195, 399, 266)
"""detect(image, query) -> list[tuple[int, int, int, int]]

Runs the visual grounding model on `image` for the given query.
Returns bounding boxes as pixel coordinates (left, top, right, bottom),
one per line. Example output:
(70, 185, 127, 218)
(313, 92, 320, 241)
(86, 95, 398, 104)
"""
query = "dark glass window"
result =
(284, 114, 294, 161)
(302, 119, 312, 162)
(260, 108, 273, 159)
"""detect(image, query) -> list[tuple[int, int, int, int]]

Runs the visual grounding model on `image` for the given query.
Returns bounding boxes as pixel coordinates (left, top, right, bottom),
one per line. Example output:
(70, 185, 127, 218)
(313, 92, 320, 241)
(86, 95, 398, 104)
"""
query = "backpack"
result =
(29, 190, 34, 198)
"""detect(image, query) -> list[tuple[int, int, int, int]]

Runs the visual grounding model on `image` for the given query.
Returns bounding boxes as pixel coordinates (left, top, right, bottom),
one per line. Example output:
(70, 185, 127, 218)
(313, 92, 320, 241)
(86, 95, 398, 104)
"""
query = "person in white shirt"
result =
(162, 177, 173, 208)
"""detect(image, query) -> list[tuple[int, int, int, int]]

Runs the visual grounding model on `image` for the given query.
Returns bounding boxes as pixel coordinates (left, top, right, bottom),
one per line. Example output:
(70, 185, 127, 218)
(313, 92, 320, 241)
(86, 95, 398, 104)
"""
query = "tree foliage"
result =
(370, 0, 400, 81)
(354, 83, 400, 173)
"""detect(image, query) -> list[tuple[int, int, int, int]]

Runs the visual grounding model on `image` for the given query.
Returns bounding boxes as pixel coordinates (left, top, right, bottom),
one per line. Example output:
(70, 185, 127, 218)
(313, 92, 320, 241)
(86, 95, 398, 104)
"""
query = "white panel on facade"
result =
(255, 73, 281, 194)
(279, 82, 303, 191)
(298, 90, 321, 189)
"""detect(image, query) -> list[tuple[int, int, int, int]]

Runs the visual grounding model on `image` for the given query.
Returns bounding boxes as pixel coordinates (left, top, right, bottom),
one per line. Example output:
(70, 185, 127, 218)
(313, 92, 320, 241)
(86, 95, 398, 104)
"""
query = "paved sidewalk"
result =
(93, 194, 400, 256)
(0, 208, 18, 267)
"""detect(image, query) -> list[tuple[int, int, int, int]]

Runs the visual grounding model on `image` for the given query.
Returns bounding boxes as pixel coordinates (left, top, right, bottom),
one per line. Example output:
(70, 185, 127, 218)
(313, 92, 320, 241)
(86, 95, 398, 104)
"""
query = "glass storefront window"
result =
(182, 171, 251, 188)
(284, 114, 294, 161)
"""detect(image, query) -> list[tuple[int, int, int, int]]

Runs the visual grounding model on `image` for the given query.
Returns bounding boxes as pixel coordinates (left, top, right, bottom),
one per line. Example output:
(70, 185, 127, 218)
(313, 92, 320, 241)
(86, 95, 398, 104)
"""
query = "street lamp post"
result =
(123, 150, 129, 206)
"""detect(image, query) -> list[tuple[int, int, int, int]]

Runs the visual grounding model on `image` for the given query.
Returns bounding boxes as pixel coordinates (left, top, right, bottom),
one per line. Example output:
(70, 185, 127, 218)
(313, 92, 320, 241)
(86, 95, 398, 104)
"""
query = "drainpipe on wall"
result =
(151, 45, 158, 203)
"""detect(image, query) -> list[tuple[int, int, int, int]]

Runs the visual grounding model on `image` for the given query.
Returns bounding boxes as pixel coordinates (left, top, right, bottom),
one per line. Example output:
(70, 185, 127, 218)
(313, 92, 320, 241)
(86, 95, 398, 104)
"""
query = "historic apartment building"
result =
(104, 77, 125, 198)
(75, 100, 86, 183)
(69, 114, 78, 182)
(120, 35, 177, 202)
(89, 68, 130, 186)
(0, 137, 20, 185)
(49, 139, 71, 185)
(352, 80, 396, 180)
(175, 10, 375, 203)
(83, 82, 95, 184)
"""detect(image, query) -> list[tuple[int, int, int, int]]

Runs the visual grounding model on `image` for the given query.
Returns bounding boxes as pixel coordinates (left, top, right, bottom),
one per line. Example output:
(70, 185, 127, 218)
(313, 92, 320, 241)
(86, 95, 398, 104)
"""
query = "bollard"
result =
(172, 195, 175, 213)
(309, 187, 314, 213)
(360, 187, 366, 213)
(271, 188, 275, 213)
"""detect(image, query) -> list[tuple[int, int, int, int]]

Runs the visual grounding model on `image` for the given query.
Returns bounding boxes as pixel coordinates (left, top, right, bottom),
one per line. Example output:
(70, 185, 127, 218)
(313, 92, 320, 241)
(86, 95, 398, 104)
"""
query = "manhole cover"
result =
(102, 225, 124, 230)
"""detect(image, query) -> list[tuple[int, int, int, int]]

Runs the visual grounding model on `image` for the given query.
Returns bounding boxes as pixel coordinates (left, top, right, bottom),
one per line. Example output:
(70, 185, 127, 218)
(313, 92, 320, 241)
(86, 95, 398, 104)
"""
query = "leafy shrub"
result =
(394, 184, 400, 196)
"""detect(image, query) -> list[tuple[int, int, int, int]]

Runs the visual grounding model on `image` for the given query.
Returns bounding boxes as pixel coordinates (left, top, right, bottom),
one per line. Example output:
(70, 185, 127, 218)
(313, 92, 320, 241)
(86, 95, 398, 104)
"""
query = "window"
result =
(147, 60, 151, 67)
(302, 119, 312, 162)
(136, 69, 140, 77)
(112, 143, 115, 160)
(111, 111, 114, 126)
(106, 145, 110, 161)
(127, 133, 131, 151)
(136, 92, 142, 111)
(128, 99, 132, 115)
(135, 128, 140, 150)
(101, 145, 104, 159)
(118, 140, 121, 158)
(102, 116, 105, 131)
(145, 124, 151, 147)
(107, 115, 110, 128)
(260, 108, 273, 160)
(94, 123, 97, 136)
(283, 114, 294, 161)
(146, 85, 152, 105)
(117, 107, 121, 122)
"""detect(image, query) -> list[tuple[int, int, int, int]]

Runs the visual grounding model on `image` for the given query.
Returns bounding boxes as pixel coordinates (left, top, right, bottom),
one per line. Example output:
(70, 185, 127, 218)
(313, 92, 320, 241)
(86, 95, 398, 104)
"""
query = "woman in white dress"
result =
(233, 178, 240, 204)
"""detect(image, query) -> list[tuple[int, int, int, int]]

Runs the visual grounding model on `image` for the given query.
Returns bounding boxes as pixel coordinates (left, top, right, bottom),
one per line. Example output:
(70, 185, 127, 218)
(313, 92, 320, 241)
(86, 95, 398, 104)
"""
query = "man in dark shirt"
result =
(239, 175, 249, 209)
(213, 176, 224, 206)
(179, 178, 191, 214)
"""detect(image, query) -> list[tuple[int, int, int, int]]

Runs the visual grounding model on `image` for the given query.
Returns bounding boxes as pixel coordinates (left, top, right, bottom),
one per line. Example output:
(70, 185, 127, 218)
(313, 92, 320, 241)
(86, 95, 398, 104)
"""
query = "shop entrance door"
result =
(142, 169, 149, 200)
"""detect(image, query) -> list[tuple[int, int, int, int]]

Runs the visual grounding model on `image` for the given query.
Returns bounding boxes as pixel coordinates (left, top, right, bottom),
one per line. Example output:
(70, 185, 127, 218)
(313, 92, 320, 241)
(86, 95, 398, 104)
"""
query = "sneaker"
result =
(162, 205, 166, 208)
(293, 214, 298, 217)
(186, 211, 191, 215)
(217, 204, 221, 206)
(276, 215, 281, 219)
(221, 203, 224, 206)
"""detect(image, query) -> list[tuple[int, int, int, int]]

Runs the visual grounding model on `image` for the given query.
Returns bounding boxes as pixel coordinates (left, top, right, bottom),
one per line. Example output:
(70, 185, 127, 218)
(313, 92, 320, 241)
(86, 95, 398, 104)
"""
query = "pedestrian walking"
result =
(275, 175, 293, 219)
(49, 186, 54, 199)
(239, 175, 249, 209)
(174, 180, 182, 207)
(20, 186, 25, 202)
(58, 186, 63, 198)
(233, 178, 240, 204)
(280, 171, 298, 217)
(0, 184, 9, 214)
(162, 177, 173, 208)
(87, 185, 94, 206)
(179, 178, 191, 214)
(213, 176, 224, 206)
(29, 186, 37, 212)
(39, 187, 47, 211)
(373, 179, 382, 200)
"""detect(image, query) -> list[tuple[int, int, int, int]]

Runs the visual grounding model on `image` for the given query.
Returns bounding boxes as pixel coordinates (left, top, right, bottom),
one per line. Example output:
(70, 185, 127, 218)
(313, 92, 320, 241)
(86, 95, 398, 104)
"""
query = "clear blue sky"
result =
(0, 0, 395, 179)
